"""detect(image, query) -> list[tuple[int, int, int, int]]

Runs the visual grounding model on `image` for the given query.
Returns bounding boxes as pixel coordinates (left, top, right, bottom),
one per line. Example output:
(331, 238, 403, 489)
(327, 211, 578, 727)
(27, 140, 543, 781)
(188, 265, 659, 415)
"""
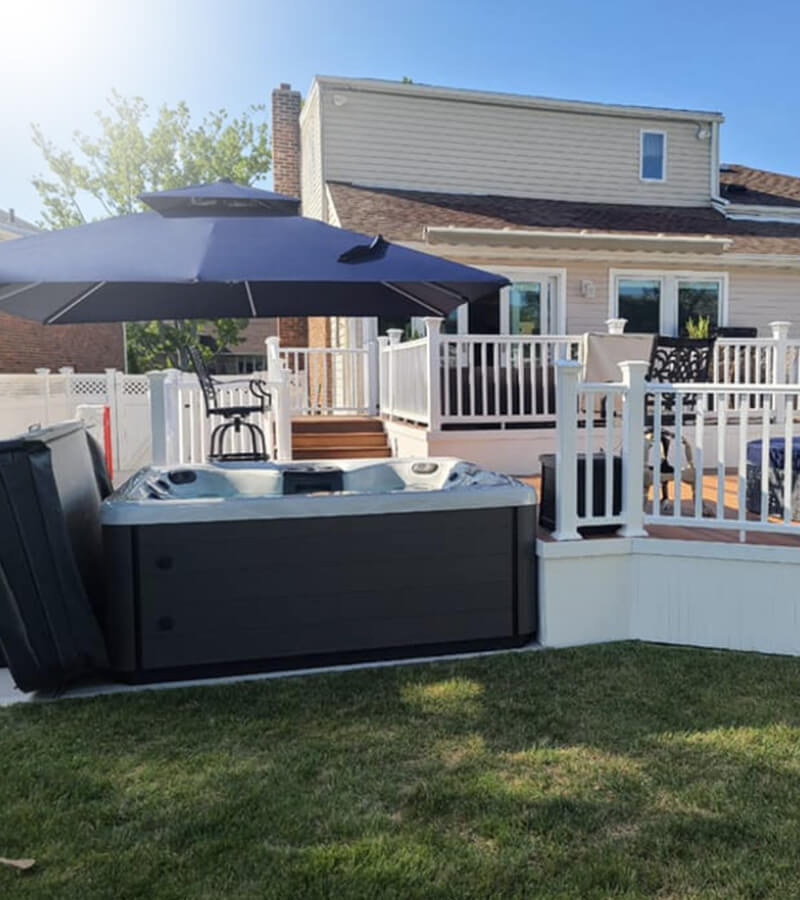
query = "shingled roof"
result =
(327, 179, 800, 256)
(0, 207, 38, 237)
(720, 165, 800, 208)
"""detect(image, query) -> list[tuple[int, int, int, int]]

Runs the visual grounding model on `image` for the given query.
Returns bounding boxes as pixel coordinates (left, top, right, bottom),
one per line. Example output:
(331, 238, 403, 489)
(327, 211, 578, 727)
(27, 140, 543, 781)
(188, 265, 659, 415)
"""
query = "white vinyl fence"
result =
(553, 359, 800, 541)
(0, 367, 151, 481)
(0, 365, 293, 481)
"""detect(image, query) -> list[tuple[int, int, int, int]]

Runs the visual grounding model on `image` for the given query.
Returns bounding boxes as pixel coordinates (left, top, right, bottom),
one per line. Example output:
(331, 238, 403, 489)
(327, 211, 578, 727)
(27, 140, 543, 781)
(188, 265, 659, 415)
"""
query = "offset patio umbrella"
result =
(0, 180, 508, 324)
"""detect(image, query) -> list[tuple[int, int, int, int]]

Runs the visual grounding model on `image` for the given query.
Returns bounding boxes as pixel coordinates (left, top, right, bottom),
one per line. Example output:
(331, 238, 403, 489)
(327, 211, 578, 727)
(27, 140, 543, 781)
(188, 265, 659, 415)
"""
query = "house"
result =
(268, 77, 800, 345)
(0, 205, 126, 373)
(263, 78, 800, 469)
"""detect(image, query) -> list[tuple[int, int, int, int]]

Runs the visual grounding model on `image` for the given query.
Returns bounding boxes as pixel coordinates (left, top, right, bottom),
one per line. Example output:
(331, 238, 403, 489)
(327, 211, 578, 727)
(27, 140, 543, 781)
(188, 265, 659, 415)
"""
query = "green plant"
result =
(685, 315, 711, 339)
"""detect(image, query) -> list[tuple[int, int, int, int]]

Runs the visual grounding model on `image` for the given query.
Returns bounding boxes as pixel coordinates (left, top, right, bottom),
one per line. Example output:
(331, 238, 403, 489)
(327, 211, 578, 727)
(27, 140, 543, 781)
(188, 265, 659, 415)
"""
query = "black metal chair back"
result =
(646, 336, 714, 413)
(184, 345, 269, 462)
(186, 345, 219, 417)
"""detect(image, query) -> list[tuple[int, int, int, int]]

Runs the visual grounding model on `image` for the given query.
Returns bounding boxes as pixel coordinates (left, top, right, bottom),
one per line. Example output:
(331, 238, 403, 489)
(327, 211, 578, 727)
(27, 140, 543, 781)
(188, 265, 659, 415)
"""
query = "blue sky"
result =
(2, 0, 799, 222)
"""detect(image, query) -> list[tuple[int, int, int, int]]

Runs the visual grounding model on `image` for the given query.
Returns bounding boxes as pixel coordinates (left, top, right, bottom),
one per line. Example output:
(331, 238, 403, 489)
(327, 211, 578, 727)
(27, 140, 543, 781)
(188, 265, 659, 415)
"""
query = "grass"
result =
(4, 642, 800, 898)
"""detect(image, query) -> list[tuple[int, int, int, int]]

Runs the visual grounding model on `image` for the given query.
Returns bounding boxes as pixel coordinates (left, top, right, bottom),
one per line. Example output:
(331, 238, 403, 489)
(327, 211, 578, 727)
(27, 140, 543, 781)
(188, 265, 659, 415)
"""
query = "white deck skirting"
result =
(538, 535, 800, 656)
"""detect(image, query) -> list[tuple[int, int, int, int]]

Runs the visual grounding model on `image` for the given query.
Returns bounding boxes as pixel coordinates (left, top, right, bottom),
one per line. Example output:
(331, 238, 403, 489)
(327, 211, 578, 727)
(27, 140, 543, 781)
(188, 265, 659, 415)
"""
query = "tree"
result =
(31, 92, 272, 371)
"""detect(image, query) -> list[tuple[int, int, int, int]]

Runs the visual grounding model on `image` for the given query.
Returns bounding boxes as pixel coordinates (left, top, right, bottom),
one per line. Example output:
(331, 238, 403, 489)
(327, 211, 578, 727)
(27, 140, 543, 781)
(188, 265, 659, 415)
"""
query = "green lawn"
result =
(3, 642, 800, 898)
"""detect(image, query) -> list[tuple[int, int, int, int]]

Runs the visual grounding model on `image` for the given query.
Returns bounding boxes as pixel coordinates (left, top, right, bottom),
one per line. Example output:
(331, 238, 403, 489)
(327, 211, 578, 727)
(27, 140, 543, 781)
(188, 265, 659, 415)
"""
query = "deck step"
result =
(293, 446, 392, 460)
(290, 415, 390, 460)
(291, 416, 384, 435)
(292, 432, 388, 449)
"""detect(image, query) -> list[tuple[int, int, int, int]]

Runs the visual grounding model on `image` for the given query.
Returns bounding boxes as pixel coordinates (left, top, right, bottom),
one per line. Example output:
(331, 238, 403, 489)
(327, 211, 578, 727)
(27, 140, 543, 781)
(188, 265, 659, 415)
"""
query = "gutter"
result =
(423, 226, 733, 254)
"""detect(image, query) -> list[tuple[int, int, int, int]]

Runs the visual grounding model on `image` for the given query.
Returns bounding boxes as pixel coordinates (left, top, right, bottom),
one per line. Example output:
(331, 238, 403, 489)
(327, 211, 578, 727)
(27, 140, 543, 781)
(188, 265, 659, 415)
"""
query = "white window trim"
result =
(479, 266, 567, 335)
(608, 268, 729, 336)
(639, 129, 667, 183)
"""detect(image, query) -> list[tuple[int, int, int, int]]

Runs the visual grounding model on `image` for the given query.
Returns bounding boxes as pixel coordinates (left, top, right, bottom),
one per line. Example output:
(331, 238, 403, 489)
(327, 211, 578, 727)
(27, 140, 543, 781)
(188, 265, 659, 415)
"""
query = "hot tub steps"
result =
(291, 416, 391, 460)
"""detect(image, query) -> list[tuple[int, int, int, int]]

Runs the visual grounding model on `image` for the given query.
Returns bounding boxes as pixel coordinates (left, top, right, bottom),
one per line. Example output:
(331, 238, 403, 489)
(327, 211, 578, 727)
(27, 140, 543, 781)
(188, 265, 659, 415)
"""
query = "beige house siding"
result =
(727, 269, 800, 333)
(300, 82, 324, 220)
(318, 83, 714, 207)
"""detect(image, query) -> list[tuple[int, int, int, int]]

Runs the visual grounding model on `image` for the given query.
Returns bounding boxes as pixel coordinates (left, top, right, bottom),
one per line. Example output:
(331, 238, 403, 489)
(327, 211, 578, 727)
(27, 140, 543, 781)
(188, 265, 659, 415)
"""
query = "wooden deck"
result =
(522, 473, 800, 547)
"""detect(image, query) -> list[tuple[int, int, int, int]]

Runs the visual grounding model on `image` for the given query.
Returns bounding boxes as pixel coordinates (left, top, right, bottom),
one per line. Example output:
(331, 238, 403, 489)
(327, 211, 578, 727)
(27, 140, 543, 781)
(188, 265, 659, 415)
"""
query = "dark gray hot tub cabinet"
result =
(103, 503, 537, 683)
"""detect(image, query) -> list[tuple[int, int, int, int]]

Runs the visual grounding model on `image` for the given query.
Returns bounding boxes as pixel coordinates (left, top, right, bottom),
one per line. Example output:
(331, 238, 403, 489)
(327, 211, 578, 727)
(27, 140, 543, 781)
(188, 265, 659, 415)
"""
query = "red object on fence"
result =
(102, 405, 114, 481)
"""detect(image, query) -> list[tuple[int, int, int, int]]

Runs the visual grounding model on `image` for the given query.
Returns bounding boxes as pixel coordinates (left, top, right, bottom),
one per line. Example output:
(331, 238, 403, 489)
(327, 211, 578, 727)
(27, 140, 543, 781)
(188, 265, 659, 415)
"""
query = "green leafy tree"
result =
(31, 92, 272, 371)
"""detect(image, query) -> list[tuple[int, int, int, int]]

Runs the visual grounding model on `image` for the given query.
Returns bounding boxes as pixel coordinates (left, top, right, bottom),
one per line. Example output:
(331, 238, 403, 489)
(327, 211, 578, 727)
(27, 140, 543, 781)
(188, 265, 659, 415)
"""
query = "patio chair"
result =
(644, 336, 714, 503)
(186, 346, 272, 462)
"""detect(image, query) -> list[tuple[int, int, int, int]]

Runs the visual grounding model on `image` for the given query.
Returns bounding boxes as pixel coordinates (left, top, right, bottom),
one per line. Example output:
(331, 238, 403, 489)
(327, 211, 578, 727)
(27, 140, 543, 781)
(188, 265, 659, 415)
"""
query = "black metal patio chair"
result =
(644, 336, 715, 502)
(186, 346, 272, 462)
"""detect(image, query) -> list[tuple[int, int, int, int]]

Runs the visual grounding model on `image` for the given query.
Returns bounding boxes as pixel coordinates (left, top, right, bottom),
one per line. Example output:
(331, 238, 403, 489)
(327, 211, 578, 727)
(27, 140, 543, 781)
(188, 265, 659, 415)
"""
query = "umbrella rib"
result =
(0, 282, 43, 303)
(422, 282, 470, 302)
(244, 281, 257, 316)
(45, 282, 107, 324)
(380, 282, 444, 316)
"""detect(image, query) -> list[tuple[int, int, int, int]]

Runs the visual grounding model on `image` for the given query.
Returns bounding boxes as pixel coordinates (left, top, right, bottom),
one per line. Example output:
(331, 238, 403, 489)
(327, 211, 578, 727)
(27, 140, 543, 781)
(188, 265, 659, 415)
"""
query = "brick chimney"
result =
(271, 82, 307, 347)
(271, 83, 302, 200)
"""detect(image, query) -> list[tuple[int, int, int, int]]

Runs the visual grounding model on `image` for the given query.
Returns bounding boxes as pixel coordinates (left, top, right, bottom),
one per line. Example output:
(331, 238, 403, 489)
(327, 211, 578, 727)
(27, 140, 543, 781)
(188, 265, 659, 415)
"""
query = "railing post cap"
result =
(387, 328, 403, 344)
(423, 316, 443, 331)
(59, 365, 74, 374)
(555, 359, 582, 372)
(605, 317, 628, 335)
(34, 367, 50, 375)
(770, 321, 791, 333)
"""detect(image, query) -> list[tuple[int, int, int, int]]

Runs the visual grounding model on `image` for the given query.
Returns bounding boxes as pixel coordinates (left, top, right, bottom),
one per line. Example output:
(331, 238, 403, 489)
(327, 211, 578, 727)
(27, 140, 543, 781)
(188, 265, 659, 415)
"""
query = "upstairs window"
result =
(640, 131, 666, 181)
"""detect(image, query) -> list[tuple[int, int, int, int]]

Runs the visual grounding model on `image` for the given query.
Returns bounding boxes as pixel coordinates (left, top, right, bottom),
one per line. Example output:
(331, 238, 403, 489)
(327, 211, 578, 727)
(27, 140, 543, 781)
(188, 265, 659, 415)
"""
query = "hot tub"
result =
(101, 458, 537, 683)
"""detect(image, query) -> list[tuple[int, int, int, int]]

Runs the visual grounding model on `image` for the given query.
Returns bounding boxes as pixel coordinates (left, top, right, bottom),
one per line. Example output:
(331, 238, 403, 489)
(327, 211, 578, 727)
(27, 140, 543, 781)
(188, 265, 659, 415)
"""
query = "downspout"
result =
(710, 121, 728, 208)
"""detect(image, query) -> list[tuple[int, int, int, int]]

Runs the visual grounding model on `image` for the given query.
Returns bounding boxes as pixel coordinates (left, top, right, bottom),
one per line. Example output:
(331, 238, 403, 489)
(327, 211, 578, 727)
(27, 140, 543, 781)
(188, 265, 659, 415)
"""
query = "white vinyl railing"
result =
(553, 359, 800, 541)
(268, 337, 376, 416)
(376, 319, 800, 433)
(439, 333, 581, 424)
(379, 329, 431, 425)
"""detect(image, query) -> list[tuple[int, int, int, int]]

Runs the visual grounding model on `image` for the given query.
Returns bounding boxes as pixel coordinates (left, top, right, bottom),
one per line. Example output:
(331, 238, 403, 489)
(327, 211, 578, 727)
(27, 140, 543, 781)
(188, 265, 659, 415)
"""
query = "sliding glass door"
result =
(501, 276, 560, 335)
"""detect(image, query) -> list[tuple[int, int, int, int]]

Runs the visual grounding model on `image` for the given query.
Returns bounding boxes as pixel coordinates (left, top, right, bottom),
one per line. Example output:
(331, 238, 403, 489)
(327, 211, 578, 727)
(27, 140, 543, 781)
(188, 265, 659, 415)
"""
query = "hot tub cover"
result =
(0, 422, 109, 692)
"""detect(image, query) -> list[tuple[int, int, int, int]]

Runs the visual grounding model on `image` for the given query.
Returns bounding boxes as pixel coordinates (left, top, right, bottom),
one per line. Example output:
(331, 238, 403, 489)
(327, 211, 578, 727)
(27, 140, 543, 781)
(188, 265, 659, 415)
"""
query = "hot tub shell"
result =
(101, 459, 537, 682)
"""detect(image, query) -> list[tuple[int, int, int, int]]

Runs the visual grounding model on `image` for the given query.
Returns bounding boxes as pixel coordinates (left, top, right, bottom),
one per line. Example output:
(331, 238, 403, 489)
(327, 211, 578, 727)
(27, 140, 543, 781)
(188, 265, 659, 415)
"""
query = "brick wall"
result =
(0, 312, 125, 373)
(272, 82, 309, 348)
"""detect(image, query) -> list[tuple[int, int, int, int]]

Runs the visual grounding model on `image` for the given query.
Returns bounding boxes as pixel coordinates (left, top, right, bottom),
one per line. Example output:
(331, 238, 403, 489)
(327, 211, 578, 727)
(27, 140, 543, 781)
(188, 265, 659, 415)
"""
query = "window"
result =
(677, 280, 720, 335)
(611, 271, 725, 336)
(617, 278, 661, 333)
(640, 131, 666, 181)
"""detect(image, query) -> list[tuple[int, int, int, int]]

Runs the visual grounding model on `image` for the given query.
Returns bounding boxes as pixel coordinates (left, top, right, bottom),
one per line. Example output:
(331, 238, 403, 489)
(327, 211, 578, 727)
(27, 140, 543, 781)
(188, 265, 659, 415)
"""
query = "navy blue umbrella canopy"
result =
(0, 180, 507, 324)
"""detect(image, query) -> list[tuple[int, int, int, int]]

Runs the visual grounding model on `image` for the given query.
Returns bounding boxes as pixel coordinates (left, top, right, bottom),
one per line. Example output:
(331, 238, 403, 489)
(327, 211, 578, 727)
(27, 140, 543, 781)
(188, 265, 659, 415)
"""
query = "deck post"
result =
(366, 340, 379, 415)
(148, 369, 181, 465)
(272, 366, 292, 462)
(606, 318, 628, 335)
(377, 336, 388, 416)
(552, 360, 582, 541)
(618, 360, 649, 538)
(265, 336, 281, 379)
(423, 317, 443, 431)
(386, 329, 403, 421)
(770, 321, 790, 422)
